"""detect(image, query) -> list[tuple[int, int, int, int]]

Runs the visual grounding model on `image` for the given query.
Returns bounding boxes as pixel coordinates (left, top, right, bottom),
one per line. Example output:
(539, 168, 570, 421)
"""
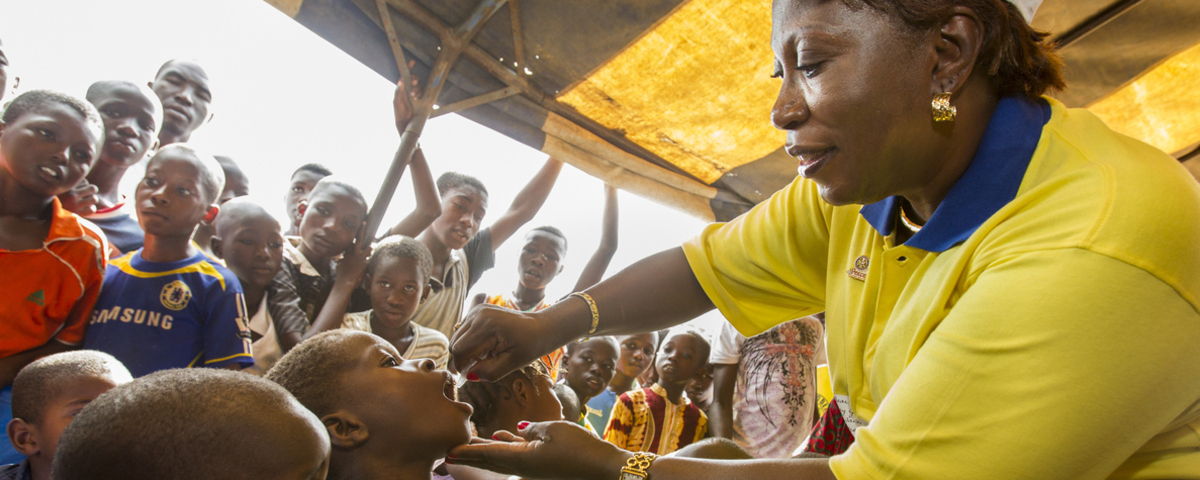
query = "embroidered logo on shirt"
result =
(26, 289, 45, 306)
(160, 280, 193, 311)
(847, 255, 869, 281)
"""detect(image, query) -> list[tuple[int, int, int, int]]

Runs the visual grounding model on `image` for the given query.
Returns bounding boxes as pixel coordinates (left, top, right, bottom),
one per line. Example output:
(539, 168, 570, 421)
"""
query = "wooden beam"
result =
(376, 0, 413, 93)
(432, 86, 521, 118)
(509, 0, 526, 71)
(382, 0, 696, 181)
(363, 0, 510, 241)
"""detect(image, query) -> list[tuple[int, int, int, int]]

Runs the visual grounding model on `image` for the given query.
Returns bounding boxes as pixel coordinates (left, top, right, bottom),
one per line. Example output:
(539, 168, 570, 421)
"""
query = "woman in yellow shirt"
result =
(446, 0, 1200, 478)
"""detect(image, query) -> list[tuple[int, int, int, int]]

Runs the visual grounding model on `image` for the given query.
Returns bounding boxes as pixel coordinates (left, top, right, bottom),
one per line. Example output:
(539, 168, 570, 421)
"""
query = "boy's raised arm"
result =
(385, 147, 440, 238)
(485, 158, 564, 250)
(571, 184, 619, 293)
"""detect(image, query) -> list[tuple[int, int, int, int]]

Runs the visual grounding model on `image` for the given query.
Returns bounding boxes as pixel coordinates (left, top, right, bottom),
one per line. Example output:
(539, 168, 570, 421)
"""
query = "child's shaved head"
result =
(308, 176, 367, 212)
(85, 80, 158, 108)
(266, 329, 367, 418)
(368, 235, 433, 281)
(11, 351, 131, 426)
(149, 143, 225, 204)
(1, 90, 102, 131)
(214, 197, 277, 235)
(52, 368, 329, 480)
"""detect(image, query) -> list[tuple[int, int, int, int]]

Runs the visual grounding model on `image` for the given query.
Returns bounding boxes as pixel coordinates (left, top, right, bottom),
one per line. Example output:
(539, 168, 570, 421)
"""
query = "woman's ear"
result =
(322, 411, 369, 449)
(509, 378, 530, 406)
(931, 7, 985, 95)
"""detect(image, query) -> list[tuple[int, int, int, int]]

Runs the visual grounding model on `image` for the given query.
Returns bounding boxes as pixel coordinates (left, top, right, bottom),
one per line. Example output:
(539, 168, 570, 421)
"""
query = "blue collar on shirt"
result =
(858, 96, 1051, 252)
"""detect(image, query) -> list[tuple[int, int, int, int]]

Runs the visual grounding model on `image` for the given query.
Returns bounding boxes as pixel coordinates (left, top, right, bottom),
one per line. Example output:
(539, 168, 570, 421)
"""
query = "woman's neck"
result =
(141, 234, 195, 263)
(898, 88, 999, 224)
(512, 283, 545, 310)
(87, 160, 131, 209)
(608, 371, 637, 393)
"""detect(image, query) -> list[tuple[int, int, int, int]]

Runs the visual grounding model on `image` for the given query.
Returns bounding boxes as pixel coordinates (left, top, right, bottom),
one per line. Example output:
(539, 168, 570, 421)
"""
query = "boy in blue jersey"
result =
(84, 144, 253, 377)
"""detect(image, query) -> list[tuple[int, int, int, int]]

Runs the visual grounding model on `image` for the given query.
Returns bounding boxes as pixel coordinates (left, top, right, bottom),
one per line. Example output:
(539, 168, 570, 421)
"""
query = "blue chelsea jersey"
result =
(84, 250, 253, 377)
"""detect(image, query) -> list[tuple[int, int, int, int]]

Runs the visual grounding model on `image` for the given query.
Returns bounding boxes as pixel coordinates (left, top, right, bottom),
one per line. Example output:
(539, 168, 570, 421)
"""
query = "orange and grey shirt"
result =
(0, 198, 107, 357)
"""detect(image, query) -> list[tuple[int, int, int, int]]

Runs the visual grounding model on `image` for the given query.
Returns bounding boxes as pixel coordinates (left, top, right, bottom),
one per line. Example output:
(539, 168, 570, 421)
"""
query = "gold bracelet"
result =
(569, 292, 599, 337)
(619, 452, 657, 480)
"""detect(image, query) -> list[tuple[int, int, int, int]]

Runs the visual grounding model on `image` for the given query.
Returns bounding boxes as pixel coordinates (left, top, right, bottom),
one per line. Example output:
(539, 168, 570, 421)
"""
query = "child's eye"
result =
(139, 120, 155, 133)
(37, 128, 55, 140)
(268, 241, 283, 249)
(381, 356, 399, 367)
(291, 185, 305, 194)
(239, 239, 255, 246)
(404, 285, 416, 292)
(317, 207, 330, 216)
(102, 108, 120, 118)
(144, 177, 160, 187)
(379, 281, 392, 289)
(177, 187, 192, 197)
(73, 150, 93, 163)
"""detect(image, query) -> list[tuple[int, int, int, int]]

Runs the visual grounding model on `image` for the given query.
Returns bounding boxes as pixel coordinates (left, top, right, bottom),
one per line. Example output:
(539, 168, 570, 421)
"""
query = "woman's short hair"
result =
(857, 0, 1065, 97)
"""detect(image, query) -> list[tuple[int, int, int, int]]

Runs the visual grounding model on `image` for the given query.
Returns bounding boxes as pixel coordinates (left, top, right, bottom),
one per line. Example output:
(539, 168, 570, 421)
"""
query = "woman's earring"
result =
(932, 92, 956, 122)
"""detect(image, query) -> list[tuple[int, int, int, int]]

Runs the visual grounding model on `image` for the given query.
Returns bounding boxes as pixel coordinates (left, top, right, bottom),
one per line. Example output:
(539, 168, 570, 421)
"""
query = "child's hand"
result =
(447, 421, 629, 479)
(335, 222, 372, 286)
(393, 61, 421, 135)
(58, 180, 99, 216)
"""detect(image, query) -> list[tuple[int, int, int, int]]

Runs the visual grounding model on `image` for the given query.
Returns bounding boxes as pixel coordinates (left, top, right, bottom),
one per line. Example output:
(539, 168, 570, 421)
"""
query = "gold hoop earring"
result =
(932, 92, 956, 122)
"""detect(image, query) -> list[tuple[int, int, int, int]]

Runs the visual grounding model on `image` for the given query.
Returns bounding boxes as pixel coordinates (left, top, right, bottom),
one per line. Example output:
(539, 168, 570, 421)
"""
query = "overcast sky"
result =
(0, 0, 728, 334)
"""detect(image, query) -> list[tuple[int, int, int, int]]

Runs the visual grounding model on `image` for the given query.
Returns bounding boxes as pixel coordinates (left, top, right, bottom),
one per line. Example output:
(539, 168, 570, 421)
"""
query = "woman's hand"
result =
(448, 421, 629, 480)
(450, 304, 576, 381)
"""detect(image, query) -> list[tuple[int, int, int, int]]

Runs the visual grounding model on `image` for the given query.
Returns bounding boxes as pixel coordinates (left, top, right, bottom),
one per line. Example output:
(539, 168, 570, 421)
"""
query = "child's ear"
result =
(421, 280, 433, 302)
(210, 236, 224, 259)
(511, 378, 533, 407)
(7, 418, 40, 456)
(321, 411, 369, 449)
(202, 205, 220, 225)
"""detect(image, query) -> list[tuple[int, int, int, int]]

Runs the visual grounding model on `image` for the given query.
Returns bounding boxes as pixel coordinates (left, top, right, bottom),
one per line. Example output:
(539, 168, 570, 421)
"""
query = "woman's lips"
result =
(788, 146, 836, 179)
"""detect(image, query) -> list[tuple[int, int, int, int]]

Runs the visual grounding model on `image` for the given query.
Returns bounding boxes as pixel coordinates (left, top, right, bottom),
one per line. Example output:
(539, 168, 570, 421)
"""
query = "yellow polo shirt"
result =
(683, 96, 1200, 479)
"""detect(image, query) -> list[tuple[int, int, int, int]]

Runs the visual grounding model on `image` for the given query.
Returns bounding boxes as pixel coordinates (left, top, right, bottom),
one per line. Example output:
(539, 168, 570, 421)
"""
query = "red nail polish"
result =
(466, 373, 479, 382)
(492, 434, 501, 440)
(517, 421, 530, 429)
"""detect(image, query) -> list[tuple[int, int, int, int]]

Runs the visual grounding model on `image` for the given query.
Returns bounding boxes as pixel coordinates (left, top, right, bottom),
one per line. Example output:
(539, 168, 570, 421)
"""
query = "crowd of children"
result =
(0, 45, 829, 480)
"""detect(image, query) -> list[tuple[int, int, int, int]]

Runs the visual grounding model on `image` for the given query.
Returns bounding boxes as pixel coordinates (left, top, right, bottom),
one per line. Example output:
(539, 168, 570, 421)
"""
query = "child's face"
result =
(219, 214, 284, 290)
(655, 333, 705, 387)
(298, 186, 365, 260)
(684, 365, 714, 402)
(517, 231, 565, 290)
(366, 255, 426, 329)
(135, 151, 216, 238)
(35, 374, 120, 461)
(90, 84, 161, 168)
(343, 334, 473, 455)
(285, 170, 327, 229)
(219, 171, 249, 204)
(149, 60, 211, 139)
(0, 103, 103, 198)
(616, 333, 657, 379)
(430, 186, 486, 250)
(564, 339, 618, 400)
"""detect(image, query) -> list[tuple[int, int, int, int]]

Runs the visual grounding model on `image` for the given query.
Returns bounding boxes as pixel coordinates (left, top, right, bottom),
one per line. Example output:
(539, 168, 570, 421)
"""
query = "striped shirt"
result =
(342, 310, 449, 370)
(603, 384, 707, 455)
(266, 237, 333, 337)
